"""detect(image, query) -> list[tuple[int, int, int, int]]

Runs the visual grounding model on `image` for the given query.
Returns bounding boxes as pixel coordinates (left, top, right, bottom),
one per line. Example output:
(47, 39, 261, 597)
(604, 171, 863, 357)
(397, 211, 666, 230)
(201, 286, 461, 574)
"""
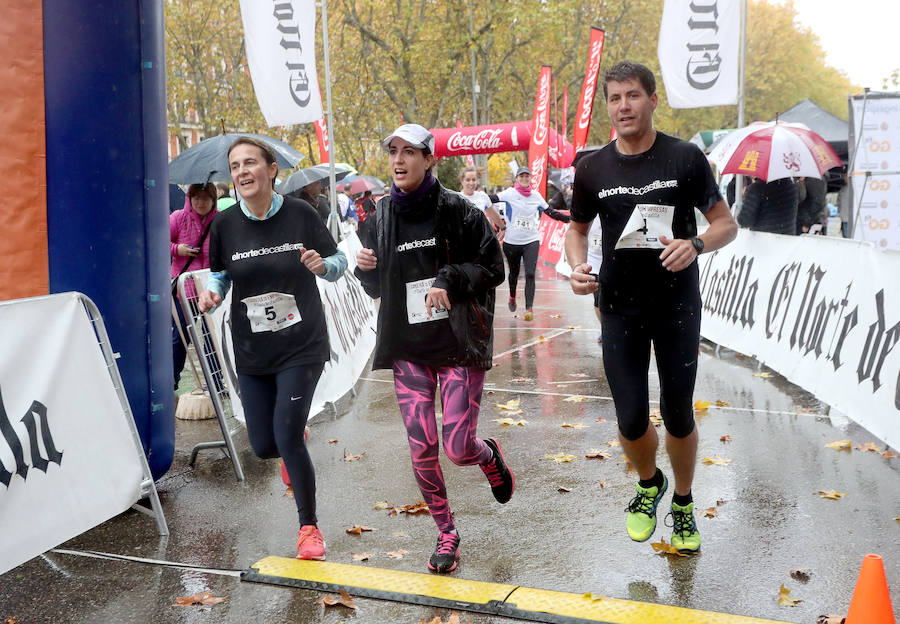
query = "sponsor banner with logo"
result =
(239, 0, 323, 126)
(657, 0, 739, 108)
(849, 94, 900, 250)
(528, 66, 553, 198)
(314, 117, 330, 163)
(211, 230, 377, 421)
(537, 213, 568, 266)
(698, 230, 900, 450)
(430, 121, 572, 166)
(573, 27, 605, 153)
(0, 293, 145, 575)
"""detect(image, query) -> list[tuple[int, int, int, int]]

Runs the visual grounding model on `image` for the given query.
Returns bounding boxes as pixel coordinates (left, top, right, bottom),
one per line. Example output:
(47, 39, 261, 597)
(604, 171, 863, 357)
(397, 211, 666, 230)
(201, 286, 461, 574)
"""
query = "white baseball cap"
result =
(382, 123, 435, 154)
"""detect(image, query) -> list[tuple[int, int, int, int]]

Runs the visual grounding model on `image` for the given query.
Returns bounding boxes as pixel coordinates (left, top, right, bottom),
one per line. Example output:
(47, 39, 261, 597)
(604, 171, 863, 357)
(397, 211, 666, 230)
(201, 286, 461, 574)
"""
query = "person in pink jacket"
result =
(170, 182, 217, 390)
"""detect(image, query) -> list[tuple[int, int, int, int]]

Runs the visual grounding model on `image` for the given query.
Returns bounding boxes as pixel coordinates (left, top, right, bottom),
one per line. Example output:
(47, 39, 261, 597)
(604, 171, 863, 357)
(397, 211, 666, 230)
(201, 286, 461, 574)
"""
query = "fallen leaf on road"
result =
(510, 377, 532, 383)
(283, 486, 293, 498)
(317, 589, 357, 610)
(558, 486, 571, 493)
(895, 516, 900, 523)
(694, 400, 711, 413)
(701, 507, 718, 518)
(351, 552, 372, 561)
(174, 592, 227, 607)
(599, 480, 610, 488)
(702, 455, 732, 466)
(385, 549, 409, 559)
(392, 531, 409, 537)
(5, 618, 19, 624)
(585, 449, 611, 460)
(777, 584, 802, 607)
(825, 440, 852, 450)
(596, 417, 606, 422)
(561, 422, 587, 428)
(327, 439, 338, 444)
(651, 537, 688, 557)
(720, 435, 732, 443)
(564, 395, 590, 403)
(606, 439, 620, 447)
(649, 408, 661, 417)
(544, 452, 576, 464)
(816, 615, 845, 624)
(346, 525, 377, 535)
(550, 314, 562, 319)
(815, 490, 847, 500)
(650, 415, 663, 426)
(536, 335, 547, 342)
(882, 450, 899, 459)
(420, 612, 466, 624)
(716, 499, 726, 506)
(856, 442, 882, 453)
(390, 501, 430, 516)
(582, 592, 605, 601)
(754, 372, 774, 378)
(373, 501, 390, 510)
(715, 400, 730, 407)
(495, 398, 521, 411)
(343, 448, 365, 462)
(494, 417, 528, 427)
(789, 568, 812, 582)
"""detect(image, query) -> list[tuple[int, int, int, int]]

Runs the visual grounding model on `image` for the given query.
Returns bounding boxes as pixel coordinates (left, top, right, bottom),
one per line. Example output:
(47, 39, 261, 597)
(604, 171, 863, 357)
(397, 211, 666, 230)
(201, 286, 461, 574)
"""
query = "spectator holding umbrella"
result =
(737, 177, 800, 235)
(197, 136, 347, 561)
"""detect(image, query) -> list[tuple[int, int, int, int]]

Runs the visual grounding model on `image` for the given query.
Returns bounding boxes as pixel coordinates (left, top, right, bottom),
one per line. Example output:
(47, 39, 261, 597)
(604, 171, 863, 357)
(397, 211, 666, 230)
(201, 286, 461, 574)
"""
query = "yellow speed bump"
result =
(243, 557, 790, 624)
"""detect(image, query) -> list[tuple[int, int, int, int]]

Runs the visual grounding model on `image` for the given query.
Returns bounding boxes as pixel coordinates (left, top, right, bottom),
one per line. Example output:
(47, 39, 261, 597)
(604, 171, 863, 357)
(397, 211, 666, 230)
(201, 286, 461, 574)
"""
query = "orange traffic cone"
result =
(845, 554, 896, 623)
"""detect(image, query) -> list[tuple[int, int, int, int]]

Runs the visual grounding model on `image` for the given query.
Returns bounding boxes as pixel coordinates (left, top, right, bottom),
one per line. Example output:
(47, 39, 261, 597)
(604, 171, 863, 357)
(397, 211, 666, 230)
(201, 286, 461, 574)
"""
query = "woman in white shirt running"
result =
(496, 166, 570, 321)
(458, 166, 505, 237)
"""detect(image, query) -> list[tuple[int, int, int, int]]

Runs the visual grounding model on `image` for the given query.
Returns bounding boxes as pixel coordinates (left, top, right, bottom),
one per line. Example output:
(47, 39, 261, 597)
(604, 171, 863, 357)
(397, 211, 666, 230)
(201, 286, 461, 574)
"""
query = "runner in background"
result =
(497, 166, 570, 321)
(197, 136, 347, 561)
(458, 165, 505, 237)
(565, 61, 736, 553)
(355, 123, 514, 574)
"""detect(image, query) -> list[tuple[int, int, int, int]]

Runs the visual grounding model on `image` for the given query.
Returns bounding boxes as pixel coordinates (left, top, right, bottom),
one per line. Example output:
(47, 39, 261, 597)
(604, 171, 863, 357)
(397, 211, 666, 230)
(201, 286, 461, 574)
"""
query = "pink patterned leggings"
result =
(392, 360, 493, 533)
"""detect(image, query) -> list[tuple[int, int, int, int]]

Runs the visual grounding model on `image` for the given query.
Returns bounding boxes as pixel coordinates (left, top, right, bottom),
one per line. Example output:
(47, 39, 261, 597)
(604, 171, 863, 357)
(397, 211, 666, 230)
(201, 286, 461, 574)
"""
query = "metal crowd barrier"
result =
(176, 270, 244, 481)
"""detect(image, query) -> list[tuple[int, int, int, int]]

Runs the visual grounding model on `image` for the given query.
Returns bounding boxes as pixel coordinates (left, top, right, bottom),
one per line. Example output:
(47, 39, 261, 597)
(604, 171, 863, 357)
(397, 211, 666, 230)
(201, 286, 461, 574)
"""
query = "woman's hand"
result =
(356, 248, 377, 271)
(301, 247, 326, 275)
(425, 287, 451, 318)
(198, 290, 221, 313)
(177, 243, 199, 257)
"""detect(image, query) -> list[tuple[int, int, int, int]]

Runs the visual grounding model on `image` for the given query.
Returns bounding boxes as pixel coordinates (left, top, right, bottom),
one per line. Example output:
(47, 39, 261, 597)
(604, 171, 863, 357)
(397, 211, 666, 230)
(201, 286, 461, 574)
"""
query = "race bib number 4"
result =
(241, 292, 302, 333)
(406, 277, 449, 325)
(615, 204, 675, 250)
(513, 215, 536, 232)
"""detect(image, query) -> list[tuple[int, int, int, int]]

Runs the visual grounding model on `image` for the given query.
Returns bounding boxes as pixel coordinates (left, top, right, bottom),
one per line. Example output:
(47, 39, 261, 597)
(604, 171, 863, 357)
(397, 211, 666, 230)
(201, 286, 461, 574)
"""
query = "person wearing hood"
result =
(355, 124, 514, 574)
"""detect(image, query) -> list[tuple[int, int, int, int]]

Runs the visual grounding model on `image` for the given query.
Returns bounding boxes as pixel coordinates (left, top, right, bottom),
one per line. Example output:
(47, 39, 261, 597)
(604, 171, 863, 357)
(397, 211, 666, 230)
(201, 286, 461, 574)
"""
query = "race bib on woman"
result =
(406, 277, 449, 324)
(241, 292, 302, 333)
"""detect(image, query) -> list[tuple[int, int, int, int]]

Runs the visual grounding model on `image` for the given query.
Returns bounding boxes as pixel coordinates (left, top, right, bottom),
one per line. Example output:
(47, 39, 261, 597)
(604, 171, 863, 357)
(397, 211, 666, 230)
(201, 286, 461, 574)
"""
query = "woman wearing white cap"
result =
(497, 166, 570, 321)
(355, 123, 515, 574)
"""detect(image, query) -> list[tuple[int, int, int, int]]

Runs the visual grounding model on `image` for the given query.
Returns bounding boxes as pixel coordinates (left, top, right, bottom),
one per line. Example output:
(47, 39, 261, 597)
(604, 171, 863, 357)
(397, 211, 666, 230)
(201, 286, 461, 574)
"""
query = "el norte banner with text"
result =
(240, 0, 323, 126)
(658, 0, 739, 108)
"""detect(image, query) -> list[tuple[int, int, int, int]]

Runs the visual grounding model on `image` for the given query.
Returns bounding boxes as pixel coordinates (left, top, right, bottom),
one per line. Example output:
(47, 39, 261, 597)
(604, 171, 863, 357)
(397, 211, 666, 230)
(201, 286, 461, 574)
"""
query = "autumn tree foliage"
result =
(165, 0, 857, 179)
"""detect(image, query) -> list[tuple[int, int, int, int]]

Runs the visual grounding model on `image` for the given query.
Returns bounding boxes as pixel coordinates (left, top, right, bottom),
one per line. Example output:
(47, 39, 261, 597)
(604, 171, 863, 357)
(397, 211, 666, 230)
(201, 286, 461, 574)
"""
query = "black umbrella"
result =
(168, 133, 304, 184)
(280, 163, 355, 195)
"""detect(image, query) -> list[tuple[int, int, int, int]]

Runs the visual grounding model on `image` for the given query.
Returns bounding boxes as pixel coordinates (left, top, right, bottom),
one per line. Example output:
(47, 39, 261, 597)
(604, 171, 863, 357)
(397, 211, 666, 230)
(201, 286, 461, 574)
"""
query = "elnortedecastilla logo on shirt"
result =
(396, 237, 437, 252)
(231, 242, 304, 261)
(597, 179, 678, 199)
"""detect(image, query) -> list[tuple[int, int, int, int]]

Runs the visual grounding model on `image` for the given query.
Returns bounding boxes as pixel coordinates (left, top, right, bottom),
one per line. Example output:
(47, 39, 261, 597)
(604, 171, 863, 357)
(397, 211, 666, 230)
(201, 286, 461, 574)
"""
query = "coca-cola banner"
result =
(431, 121, 572, 167)
(537, 212, 568, 265)
(314, 117, 330, 163)
(698, 230, 900, 450)
(528, 65, 553, 198)
(573, 27, 605, 153)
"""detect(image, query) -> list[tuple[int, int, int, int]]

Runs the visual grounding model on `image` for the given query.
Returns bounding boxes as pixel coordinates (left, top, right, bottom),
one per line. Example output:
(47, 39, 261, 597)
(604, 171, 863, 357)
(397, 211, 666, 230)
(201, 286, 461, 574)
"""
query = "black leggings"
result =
(503, 240, 540, 308)
(239, 363, 324, 526)
(601, 307, 700, 441)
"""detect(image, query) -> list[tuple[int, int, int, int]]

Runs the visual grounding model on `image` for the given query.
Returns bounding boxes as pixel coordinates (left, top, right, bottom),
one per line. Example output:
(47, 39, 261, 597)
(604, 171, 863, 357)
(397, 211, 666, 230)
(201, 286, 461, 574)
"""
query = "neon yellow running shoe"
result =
(625, 473, 668, 542)
(668, 501, 701, 552)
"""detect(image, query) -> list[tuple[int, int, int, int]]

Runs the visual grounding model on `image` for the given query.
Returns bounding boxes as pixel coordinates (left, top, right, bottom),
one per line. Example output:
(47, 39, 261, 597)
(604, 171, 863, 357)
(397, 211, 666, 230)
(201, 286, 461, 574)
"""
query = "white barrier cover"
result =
(211, 231, 377, 420)
(698, 231, 900, 450)
(0, 294, 143, 575)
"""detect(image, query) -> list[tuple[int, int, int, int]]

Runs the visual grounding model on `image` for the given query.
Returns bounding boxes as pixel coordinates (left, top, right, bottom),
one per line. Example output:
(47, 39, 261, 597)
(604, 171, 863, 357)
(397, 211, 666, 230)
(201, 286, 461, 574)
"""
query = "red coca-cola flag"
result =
(314, 117, 330, 163)
(528, 65, 552, 199)
(562, 86, 568, 144)
(573, 27, 605, 153)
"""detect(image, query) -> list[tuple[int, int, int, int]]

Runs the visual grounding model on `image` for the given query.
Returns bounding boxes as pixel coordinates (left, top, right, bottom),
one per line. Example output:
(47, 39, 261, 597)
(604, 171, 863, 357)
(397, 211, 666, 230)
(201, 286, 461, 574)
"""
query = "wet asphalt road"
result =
(2, 266, 899, 624)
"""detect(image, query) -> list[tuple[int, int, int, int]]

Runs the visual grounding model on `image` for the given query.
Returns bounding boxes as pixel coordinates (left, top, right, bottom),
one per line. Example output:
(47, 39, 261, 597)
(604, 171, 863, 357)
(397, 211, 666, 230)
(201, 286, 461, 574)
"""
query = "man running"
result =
(565, 61, 737, 552)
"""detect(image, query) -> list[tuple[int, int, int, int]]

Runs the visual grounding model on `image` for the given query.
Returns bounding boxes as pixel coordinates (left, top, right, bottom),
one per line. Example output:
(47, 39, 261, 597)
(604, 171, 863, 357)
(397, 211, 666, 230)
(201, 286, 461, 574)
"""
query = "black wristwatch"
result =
(690, 236, 705, 254)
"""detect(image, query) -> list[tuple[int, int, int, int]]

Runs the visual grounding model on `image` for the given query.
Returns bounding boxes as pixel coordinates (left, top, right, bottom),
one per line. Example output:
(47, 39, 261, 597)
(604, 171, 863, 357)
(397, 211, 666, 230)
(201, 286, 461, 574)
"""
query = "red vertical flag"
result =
(528, 65, 552, 199)
(562, 85, 568, 145)
(573, 27, 605, 153)
(314, 117, 330, 163)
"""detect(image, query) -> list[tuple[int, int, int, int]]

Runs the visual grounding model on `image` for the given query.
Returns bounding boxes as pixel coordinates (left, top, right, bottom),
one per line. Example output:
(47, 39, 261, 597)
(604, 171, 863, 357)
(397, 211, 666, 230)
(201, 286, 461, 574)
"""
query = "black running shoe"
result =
(507, 296, 517, 312)
(428, 532, 460, 573)
(481, 438, 515, 504)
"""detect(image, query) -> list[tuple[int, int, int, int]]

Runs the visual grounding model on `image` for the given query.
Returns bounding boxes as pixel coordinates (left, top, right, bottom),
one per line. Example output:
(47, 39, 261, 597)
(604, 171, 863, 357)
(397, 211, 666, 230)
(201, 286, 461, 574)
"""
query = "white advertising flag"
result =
(658, 0, 740, 109)
(239, 0, 323, 126)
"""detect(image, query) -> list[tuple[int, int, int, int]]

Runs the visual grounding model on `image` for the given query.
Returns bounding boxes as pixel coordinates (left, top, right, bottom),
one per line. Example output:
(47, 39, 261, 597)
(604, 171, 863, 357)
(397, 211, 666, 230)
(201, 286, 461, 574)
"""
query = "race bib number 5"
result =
(241, 292, 302, 333)
(406, 277, 449, 324)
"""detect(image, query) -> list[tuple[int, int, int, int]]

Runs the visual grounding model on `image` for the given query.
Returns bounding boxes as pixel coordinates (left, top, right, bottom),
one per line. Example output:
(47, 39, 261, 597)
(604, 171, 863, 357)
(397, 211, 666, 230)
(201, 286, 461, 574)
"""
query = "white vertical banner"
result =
(658, 0, 740, 108)
(239, 0, 323, 126)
